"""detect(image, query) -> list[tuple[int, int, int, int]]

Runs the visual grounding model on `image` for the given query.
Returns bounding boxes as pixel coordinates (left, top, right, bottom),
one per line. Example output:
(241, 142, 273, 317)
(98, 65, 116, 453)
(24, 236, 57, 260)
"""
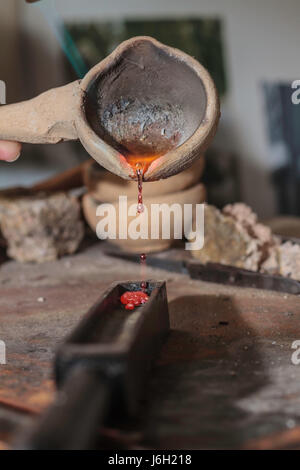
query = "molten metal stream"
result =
(140, 253, 147, 291)
(136, 168, 144, 214)
(121, 157, 155, 307)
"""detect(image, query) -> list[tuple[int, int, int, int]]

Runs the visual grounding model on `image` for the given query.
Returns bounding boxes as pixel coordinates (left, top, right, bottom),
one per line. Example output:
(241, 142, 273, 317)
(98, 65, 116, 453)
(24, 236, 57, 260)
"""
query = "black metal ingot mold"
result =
(55, 280, 169, 416)
(16, 280, 169, 450)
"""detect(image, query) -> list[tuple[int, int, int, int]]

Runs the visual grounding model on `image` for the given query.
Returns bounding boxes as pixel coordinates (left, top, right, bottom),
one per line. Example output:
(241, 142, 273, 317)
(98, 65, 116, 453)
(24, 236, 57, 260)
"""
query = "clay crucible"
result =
(0, 37, 219, 181)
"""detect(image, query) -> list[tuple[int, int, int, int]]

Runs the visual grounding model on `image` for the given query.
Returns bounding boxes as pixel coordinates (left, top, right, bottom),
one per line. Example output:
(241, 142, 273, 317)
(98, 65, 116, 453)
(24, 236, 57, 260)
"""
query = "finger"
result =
(0, 141, 21, 162)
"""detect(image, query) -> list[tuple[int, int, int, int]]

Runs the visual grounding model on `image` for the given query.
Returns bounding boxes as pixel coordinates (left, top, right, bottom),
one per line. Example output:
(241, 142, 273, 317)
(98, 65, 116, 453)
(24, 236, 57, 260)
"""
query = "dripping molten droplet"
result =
(136, 166, 144, 214)
(140, 253, 147, 291)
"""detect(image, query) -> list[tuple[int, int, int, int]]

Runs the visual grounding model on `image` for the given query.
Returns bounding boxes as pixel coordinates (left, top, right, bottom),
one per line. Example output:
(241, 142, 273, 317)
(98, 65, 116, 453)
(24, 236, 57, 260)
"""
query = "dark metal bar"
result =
(187, 261, 300, 295)
(106, 246, 300, 296)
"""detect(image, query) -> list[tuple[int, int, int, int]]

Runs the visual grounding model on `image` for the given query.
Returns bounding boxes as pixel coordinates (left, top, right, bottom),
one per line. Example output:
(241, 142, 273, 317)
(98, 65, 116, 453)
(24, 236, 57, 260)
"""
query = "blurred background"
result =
(1, 0, 300, 222)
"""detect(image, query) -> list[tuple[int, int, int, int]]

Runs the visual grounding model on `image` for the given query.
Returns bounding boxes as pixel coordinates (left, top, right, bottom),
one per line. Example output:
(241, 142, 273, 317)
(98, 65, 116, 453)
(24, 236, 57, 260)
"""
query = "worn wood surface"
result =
(0, 241, 300, 449)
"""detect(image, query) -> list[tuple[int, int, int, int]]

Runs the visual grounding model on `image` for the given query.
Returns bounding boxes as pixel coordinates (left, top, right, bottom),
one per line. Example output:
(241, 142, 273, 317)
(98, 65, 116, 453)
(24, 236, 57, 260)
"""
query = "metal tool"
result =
(106, 248, 300, 296)
(187, 261, 300, 295)
(15, 280, 169, 450)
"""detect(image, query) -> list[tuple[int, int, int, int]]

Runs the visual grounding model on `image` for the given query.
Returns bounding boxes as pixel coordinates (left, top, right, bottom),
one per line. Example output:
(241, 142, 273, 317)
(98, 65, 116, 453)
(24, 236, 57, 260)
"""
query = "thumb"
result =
(0, 141, 21, 162)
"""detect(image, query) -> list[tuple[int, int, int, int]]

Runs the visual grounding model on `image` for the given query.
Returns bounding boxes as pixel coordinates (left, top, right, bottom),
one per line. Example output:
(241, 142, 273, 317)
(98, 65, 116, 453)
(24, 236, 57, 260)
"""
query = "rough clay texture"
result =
(192, 202, 300, 281)
(0, 192, 84, 263)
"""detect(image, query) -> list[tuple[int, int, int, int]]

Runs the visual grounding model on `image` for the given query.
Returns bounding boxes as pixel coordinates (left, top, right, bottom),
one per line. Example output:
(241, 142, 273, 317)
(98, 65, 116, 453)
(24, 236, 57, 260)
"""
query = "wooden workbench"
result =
(1, 241, 300, 449)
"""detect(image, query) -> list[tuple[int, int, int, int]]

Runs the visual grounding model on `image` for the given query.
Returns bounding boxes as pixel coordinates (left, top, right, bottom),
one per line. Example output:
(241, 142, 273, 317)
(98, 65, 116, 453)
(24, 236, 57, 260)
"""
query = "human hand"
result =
(0, 141, 21, 162)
